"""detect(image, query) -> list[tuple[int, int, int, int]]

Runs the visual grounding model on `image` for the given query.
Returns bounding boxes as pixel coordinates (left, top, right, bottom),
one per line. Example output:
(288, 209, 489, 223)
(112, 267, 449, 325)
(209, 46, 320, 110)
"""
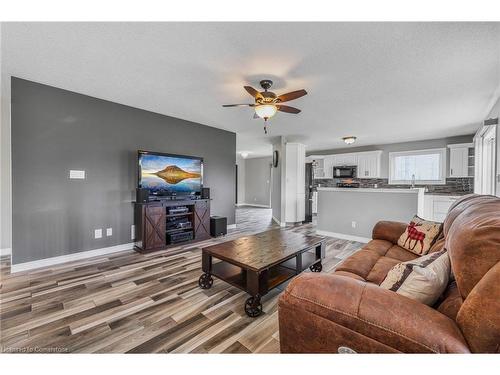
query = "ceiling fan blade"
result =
(277, 89, 307, 103)
(277, 105, 301, 114)
(222, 104, 255, 107)
(244, 86, 263, 99)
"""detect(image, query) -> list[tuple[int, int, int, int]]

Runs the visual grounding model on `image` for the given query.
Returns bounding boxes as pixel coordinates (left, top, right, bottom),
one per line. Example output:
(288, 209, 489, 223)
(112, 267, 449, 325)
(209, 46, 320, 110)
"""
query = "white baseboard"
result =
(272, 216, 286, 227)
(316, 230, 370, 243)
(237, 203, 270, 208)
(227, 224, 236, 229)
(10, 242, 135, 273)
(0, 248, 12, 257)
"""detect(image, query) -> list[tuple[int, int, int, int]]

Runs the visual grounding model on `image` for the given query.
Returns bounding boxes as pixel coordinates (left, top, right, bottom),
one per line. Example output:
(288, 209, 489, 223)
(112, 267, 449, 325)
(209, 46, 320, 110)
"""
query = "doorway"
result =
(474, 125, 497, 195)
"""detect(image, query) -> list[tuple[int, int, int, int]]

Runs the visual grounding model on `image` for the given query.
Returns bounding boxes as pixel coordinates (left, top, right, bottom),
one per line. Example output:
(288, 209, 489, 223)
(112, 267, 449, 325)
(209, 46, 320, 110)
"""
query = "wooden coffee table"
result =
(198, 229, 325, 317)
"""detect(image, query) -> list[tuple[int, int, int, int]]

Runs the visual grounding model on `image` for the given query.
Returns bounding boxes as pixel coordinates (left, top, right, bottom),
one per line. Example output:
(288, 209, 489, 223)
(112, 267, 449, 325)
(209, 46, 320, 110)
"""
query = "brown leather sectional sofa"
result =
(278, 194, 500, 353)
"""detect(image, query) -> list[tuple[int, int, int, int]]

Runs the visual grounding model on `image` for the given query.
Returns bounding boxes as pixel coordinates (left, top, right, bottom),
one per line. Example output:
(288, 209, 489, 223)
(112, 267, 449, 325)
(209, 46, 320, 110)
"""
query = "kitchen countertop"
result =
(424, 192, 470, 196)
(317, 187, 424, 194)
(314, 187, 471, 196)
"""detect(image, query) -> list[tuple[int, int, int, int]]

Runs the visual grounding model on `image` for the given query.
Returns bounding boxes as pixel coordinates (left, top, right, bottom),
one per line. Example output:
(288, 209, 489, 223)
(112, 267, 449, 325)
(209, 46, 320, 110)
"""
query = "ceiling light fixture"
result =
(254, 104, 278, 120)
(240, 151, 250, 159)
(342, 136, 357, 145)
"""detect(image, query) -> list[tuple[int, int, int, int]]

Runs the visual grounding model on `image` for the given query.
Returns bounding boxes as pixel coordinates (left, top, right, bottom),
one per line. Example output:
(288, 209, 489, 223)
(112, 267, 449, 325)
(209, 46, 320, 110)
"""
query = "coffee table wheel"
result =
(310, 262, 322, 272)
(198, 273, 213, 289)
(245, 296, 263, 317)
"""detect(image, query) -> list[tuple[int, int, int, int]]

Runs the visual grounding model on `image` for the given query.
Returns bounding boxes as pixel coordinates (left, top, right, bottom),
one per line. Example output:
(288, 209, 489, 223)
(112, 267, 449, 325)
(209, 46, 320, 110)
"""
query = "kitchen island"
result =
(316, 187, 425, 242)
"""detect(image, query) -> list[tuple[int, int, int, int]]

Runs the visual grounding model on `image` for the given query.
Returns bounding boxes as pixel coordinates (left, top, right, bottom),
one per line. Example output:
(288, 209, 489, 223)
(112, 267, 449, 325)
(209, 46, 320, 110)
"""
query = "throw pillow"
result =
(380, 249, 450, 305)
(397, 215, 443, 255)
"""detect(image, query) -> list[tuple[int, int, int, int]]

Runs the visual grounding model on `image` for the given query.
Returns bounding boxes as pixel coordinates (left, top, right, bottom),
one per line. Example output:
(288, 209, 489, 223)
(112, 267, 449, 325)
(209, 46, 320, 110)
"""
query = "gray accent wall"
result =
(317, 190, 419, 238)
(308, 135, 474, 178)
(11, 77, 236, 264)
(244, 157, 272, 206)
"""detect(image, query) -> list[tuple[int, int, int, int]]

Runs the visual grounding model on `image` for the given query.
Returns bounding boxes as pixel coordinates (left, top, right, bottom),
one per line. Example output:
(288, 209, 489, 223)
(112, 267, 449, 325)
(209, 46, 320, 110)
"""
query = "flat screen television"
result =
(138, 150, 203, 197)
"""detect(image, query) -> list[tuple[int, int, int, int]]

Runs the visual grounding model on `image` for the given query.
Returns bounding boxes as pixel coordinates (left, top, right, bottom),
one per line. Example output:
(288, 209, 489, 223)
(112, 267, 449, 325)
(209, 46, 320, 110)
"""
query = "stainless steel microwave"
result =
(333, 166, 357, 178)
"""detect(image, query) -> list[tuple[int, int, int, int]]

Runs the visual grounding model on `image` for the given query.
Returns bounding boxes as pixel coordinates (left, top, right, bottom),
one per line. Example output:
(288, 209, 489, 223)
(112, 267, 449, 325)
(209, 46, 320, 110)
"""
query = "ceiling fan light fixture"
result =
(342, 136, 357, 145)
(255, 104, 277, 119)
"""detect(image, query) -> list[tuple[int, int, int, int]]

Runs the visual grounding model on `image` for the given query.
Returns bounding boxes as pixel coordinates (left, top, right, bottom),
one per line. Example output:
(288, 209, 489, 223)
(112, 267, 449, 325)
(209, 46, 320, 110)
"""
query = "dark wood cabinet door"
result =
(194, 200, 210, 241)
(143, 205, 166, 250)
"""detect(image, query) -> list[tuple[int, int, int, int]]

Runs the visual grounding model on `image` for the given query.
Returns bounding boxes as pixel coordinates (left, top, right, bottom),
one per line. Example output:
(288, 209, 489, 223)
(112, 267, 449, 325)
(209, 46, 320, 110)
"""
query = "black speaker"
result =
(136, 188, 150, 203)
(210, 216, 227, 237)
(201, 187, 210, 199)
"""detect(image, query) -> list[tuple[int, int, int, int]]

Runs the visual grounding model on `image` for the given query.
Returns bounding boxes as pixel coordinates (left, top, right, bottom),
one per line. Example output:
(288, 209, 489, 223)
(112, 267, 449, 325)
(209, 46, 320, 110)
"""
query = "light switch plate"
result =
(69, 170, 85, 179)
(94, 229, 102, 239)
(106, 228, 112, 236)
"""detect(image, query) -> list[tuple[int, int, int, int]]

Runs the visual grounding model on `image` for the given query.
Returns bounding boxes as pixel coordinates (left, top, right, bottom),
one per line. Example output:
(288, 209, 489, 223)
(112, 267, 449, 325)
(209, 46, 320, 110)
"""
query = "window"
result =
(389, 148, 446, 185)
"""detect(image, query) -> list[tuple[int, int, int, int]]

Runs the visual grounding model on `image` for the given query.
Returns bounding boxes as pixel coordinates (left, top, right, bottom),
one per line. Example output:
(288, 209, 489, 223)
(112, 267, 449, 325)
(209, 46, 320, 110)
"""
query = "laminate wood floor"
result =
(0, 207, 363, 353)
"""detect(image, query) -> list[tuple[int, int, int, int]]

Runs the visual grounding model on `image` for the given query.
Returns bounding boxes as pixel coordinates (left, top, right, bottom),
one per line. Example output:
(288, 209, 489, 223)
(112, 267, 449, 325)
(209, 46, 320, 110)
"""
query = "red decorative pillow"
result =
(397, 215, 443, 255)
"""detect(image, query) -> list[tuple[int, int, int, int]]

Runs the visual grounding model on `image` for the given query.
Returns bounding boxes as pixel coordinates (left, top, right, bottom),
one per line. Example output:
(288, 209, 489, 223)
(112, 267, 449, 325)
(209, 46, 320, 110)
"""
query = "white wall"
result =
(0, 24, 12, 251)
(308, 135, 474, 178)
(271, 137, 285, 223)
(236, 154, 246, 204)
(244, 156, 272, 206)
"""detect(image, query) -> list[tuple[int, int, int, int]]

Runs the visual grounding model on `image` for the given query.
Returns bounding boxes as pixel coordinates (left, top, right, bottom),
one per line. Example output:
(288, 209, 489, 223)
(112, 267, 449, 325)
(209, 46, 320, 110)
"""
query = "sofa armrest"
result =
(279, 273, 470, 353)
(372, 220, 407, 243)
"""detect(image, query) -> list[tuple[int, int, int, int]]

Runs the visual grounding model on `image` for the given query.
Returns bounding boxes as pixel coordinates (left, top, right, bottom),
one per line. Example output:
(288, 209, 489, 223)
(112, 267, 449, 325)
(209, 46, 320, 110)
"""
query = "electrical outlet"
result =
(69, 170, 85, 179)
(106, 228, 112, 237)
(94, 229, 102, 239)
(131, 225, 136, 240)
(351, 221, 357, 228)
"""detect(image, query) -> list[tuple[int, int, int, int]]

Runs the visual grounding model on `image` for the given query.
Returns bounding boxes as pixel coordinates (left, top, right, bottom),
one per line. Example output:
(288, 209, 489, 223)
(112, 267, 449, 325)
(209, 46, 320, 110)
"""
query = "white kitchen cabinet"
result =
(310, 157, 325, 178)
(332, 153, 357, 166)
(422, 195, 434, 220)
(312, 191, 318, 214)
(357, 151, 382, 178)
(322, 155, 334, 178)
(448, 143, 473, 178)
(422, 195, 461, 222)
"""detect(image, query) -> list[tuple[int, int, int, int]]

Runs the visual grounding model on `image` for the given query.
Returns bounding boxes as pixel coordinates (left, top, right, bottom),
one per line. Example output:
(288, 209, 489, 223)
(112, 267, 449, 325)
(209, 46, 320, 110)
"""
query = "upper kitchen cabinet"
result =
(308, 156, 327, 179)
(332, 153, 358, 166)
(448, 143, 474, 178)
(357, 151, 383, 178)
(322, 155, 335, 178)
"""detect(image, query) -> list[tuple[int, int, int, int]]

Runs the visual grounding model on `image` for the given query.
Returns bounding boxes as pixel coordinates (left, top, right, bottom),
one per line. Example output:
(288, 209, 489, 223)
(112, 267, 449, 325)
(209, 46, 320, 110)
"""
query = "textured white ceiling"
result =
(2, 22, 499, 157)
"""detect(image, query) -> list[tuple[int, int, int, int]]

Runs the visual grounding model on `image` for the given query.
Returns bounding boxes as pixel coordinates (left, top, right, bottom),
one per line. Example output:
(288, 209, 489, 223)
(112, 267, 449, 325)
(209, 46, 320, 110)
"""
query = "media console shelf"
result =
(134, 199, 210, 253)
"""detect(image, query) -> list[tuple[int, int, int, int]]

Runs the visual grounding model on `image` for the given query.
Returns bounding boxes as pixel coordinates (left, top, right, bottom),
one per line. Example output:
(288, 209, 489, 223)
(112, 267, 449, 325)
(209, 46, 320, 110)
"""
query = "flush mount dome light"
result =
(255, 104, 278, 119)
(342, 136, 357, 145)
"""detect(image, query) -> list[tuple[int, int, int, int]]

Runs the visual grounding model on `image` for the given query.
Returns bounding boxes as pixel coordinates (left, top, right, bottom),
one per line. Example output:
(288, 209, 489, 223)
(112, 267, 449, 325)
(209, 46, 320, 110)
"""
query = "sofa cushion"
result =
(380, 250, 451, 305)
(435, 281, 462, 321)
(363, 239, 394, 256)
(397, 215, 442, 255)
(335, 240, 418, 284)
(365, 257, 401, 285)
(335, 249, 384, 280)
(385, 245, 420, 262)
(333, 270, 366, 282)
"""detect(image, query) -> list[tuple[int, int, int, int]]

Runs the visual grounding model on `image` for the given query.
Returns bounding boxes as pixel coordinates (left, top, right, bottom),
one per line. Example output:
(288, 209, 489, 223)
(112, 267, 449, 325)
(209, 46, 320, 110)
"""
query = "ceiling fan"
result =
(223, 79, 307, 134)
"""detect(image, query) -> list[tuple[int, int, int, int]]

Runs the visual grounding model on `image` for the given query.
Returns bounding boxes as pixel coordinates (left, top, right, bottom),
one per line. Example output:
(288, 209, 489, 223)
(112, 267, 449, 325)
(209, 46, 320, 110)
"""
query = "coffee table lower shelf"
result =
(209, 261, 297, 292)
(198, 245, 324, 317)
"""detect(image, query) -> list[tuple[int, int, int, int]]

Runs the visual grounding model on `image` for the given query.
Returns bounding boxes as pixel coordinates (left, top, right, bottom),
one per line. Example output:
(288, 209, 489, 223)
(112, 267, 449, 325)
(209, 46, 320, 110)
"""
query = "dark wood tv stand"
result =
(134, 199, 210, 253)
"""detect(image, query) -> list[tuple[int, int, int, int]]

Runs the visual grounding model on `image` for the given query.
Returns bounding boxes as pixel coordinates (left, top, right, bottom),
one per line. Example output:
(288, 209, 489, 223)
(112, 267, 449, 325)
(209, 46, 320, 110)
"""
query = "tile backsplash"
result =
(313, 177, 473, 195)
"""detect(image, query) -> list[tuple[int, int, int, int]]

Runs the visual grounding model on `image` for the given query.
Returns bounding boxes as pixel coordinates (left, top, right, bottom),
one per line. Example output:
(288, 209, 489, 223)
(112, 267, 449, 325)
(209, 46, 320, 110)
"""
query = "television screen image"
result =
(138, 152, 203, 196)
